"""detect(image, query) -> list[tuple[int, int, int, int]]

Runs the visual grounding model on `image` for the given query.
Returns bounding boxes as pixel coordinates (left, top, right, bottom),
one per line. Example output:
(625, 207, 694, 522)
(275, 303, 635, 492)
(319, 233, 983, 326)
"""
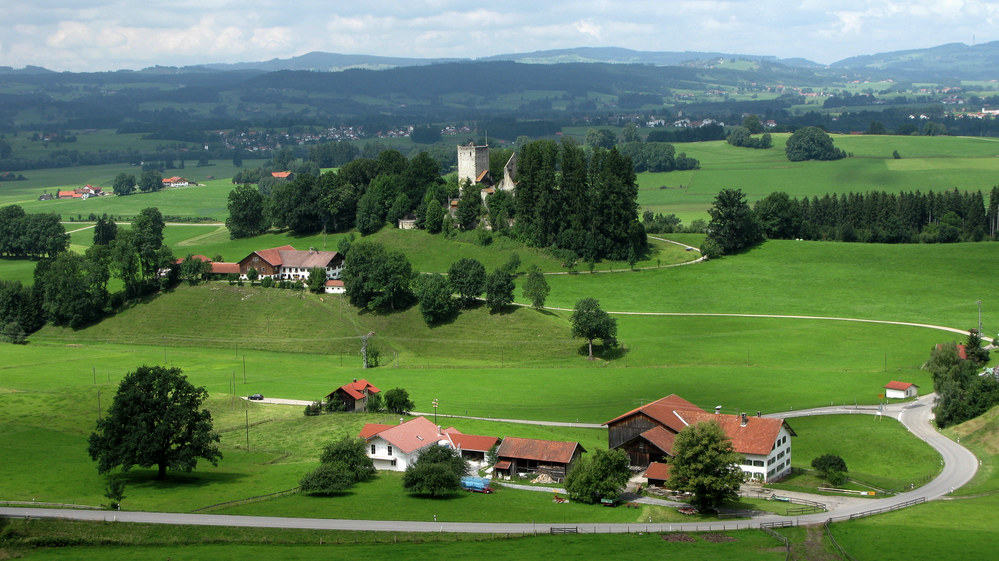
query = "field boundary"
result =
(190, 487, 300, 513)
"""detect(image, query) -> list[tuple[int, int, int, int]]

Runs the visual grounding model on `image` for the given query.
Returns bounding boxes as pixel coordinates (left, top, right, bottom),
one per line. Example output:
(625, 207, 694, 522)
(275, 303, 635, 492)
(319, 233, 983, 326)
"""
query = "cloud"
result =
(573, 19, 602, 39)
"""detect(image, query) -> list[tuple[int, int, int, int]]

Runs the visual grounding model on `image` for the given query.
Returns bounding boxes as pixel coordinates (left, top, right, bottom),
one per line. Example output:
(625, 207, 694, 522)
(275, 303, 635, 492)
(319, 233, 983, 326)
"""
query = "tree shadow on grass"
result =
(576, 342, 629, 361)
(117, 469, 249, 490)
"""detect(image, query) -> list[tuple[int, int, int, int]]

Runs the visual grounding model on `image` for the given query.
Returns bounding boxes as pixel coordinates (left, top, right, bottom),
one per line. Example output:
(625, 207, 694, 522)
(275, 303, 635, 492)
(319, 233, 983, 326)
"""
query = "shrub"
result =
(303, 401, 323, 416)
(260, 277, 274, 288)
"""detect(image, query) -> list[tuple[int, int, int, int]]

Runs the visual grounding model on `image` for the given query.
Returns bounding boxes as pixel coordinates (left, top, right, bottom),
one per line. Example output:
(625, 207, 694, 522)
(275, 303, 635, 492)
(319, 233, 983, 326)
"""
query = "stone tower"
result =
(457, 142, 489, 185)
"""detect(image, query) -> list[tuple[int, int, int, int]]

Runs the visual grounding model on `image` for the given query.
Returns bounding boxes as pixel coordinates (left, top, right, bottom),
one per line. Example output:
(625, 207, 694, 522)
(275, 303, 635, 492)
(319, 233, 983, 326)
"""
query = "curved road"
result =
(0, 394, 978, 533)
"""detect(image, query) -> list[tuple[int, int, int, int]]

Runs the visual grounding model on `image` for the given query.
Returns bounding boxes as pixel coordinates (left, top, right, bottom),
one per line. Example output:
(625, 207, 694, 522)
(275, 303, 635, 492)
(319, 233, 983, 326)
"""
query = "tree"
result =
(341, 241, 414, 312)
(226, 184, 269, 239)
(966, 329, 990, 365)
(246, 267, 259, 286)
(93, 214, 118, 245)
(785, 126, 845, 161)
(306, 267, 328, 293)
(138, 169, 162, 193)
(87, 365, 221, 480)
(811, 454, 848, 486)
(179, 255, 210, 285)
(706, 188, 763, 254)
(366, 391, 383, 412)
(447, 258, 486, 307)
(522, 265, 550, 310)
(0, 321, 26, 344)
(37, 251, 109, 328)
(403, 445, 470, 497)
(299, 462, 354, 494)
(621, 122, 640, 143)
(318, 436, 376, 482)
(754, 192, 800, 239)
(484, 269, 514, 313)
(564, 448, 631, 504)
(103, 478, 127, 510)
(456, 180, 482, 230)
(384, 387, 414, 414)
(112, 173, 136, 196)
(570, 298, 617, 360)
(742, 114, 764, 135)
(668, 420, 743, 511)
(414, 273, 455, 325)
(586, 128, 617, 150)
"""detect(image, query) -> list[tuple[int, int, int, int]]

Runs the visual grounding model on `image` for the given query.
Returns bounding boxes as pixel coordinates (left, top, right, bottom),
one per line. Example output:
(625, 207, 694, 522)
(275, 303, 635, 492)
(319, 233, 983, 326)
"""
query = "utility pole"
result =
(977, 299, 983, 337)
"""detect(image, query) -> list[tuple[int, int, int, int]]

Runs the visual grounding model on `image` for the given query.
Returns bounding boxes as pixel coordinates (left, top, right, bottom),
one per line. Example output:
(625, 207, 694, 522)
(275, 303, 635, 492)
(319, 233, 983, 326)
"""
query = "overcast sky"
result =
(2, 1, 996, 72)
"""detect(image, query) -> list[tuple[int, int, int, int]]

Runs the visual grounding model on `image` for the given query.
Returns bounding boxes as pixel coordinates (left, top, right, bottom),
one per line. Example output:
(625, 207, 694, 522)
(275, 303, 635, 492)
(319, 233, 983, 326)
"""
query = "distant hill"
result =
(197, 51, 463, 72)
(831, 41, 999, 80)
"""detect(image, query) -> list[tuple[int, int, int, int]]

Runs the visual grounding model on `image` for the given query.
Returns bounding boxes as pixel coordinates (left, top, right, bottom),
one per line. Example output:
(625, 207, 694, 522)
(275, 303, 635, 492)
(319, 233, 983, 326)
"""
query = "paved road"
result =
(2, 393, 977, 533)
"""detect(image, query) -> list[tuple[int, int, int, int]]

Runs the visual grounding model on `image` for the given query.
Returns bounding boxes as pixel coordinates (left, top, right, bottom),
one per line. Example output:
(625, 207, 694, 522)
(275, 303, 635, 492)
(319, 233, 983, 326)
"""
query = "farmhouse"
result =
(326, 379, 380, 412)
(358, 417, 498, 471)
(324, 279, 345, 294)
(884, 381, 919, 399)
(162, 176, 191, 188)
(235, 245, 344, 281)
(271, 171, 294, 180)
(492, 437, 585, 482)
(604, 394, 795, 482)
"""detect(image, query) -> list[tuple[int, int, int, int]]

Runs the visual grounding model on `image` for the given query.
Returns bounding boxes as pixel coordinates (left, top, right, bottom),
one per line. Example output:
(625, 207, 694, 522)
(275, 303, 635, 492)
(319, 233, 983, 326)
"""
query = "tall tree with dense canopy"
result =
(414, 273, 455, 325)
(522, 265, 550, 310)
(564, 448, 631, 504)
(785, 126, 846, 161)
(226, 184, 269, 239)
(37, 251, 109, 328)
(384, 387, 415, 414)
(112, 173, 136, 196)
(88, 365, 221, 480)
(342, 241, 414, 312)
(448, 258, 486, 308)
(570, 298, 617, 360)
(138, 169, 162, 193)
(484, 269, 515, 313)
(706, 188, 763, 254)
(93, 214, 118, 245)
(668, 420, 743, 511)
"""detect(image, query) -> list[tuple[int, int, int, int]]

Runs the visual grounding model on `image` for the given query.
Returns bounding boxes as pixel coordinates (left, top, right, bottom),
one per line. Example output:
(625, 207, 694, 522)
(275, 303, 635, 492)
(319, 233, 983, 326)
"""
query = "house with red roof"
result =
(358, 417, 497, 471)
(604, 394, 795, 483)
(162, 176, 191, 187)
(326, 379, 380, 412)
(235, 245, 344, 282)
(492, 437, 585, 482)
(884, 381, 919, 399)
(271, 171, 294, 180)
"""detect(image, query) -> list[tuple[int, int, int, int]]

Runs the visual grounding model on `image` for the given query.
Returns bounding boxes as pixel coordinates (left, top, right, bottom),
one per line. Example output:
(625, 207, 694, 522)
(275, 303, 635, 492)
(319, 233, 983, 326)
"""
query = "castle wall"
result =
(457, 144, 489, 185)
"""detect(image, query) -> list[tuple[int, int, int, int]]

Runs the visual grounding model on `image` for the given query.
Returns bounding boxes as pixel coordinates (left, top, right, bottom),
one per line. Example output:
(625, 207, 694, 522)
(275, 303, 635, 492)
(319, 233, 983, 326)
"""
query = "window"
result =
(767, 457, 775, 466)
(370, 444, 375, 455)
(390, 459, 397, 466)
(387, 445, 393, 456)
(754, 460, 764, 467)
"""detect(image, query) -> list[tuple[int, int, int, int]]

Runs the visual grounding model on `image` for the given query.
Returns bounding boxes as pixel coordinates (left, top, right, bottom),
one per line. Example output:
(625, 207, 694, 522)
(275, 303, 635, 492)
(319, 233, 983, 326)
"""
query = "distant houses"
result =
(213, 245, 344, 282)
(162, 176, 192, 188)
(52, 185, 106, 200)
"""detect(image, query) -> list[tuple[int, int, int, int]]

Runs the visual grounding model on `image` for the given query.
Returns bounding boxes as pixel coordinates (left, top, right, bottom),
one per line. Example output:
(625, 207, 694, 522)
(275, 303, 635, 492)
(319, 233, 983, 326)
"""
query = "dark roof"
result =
(496, 437, 585, 464)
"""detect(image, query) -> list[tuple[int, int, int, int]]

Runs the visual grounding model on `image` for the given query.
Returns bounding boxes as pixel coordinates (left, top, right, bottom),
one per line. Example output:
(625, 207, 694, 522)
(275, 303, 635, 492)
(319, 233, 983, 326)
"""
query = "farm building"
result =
(604, 394, 796, 482)
(492, 437, 585, 482)
(884, 381, 919, 399)
(326, 379, 380, 412)
(162, 176, 191, 187)
(644, 462, 671, 488)
(235, 246, 344, 282)
(358, 417, 497, 472)
(324, 279, 345, 294)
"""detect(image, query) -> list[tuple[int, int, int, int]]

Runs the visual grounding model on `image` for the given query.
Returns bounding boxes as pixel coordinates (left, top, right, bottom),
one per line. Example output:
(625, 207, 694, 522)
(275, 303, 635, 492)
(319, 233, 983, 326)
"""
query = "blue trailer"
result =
(460, 476, 494, 493)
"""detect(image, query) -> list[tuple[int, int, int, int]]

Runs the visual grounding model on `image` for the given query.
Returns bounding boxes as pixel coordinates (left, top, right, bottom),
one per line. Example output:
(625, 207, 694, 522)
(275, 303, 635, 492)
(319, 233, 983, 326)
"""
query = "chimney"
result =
(714, 405, 722, 415)
(353, 378, 357, 383)
(438, 425, 442, 435)
(740, 413, 748, 426)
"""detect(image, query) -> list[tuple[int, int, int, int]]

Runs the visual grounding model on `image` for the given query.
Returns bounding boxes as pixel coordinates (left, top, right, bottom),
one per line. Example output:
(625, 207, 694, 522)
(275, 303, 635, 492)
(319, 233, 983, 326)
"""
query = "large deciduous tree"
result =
(570, 298, 617, 360)
(785, 126, 845, 162)
(447, 258, 486, 308)
(484, 269, 514, 313)
(402, 445, 470, 497)
(564, 448, 631, 504)
(414, 273, 455, 325)
(93, 214, 118, 245)
(138, 170, 162, 193)
(300, 436, 375, 494)
(668, 420, 744, 511)
(522, 265, 550, 310)
(112, 173, 137, 196)
(225, 184, 269, 239)
(705, 188, 763, 255)
(88, 365, 221, 480)
(384, 387, 414, 414)
(342, 241, 414, 312)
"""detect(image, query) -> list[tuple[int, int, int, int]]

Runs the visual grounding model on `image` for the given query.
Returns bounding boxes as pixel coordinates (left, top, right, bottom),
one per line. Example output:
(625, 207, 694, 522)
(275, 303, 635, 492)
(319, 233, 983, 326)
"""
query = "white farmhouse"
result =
(358, 417, 451, 471)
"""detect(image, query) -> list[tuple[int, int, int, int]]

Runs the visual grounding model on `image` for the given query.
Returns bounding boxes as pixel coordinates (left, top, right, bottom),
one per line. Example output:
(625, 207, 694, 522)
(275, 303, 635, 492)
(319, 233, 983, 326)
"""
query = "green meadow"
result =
(637, 134, 999, 222)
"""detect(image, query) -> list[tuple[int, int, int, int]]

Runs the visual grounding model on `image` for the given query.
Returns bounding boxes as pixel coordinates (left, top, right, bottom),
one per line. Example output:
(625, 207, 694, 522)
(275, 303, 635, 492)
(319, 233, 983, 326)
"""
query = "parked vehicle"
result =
(460, 476, 493, 493)
(248, 394, 264, 400)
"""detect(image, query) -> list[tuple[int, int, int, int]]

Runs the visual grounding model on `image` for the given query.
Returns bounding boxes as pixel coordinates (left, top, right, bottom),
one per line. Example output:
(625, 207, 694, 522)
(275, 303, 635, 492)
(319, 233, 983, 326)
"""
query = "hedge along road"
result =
(0, 394, 978, 534)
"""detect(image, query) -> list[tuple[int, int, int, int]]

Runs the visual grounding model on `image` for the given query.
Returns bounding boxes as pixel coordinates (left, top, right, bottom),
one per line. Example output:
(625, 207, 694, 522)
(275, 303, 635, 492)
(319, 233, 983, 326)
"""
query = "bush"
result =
(260, 276, 274, 288)
(811, 454, 848, 484)
(303, 401, 323, 416)
(299, 462, 354, 494)
(699, 238, 723, 259)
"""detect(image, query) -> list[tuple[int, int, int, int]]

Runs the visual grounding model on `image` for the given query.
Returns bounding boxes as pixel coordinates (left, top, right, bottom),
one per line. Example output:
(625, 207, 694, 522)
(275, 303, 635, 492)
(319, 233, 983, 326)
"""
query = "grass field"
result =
(636, 134, 999, 222)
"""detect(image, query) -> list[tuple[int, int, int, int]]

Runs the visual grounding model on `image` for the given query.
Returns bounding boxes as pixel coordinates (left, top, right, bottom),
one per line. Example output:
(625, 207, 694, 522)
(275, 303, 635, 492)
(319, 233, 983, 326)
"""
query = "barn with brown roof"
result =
(493, 437, 585, 482)
(605, 394, 796, 482)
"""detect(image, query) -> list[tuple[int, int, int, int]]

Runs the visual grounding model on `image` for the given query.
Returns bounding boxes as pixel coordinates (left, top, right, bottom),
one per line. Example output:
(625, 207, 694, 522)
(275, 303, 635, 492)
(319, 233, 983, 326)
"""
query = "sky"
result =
(1, 0, 997, 72)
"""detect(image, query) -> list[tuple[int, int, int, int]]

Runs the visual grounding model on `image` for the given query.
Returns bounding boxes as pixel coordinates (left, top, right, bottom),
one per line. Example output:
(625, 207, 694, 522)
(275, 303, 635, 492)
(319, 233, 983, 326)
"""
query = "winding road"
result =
(0, 393, 978, 534)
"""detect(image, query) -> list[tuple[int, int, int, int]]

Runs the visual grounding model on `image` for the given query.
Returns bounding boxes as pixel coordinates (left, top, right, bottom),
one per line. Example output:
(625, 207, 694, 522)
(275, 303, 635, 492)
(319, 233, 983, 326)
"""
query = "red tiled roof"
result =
(362, 416, 447, 454)
(639, 426, 677, 454)
(449, 433, 499, 453)
(493, 460, 512, 470)
(937, 343, 968, 360)
(681, 412, 793, 456)
(211, 262, 240, 274)
(359, 423, 393, 440)
(58, 190, 76, 198)
(604, 394, 706, 432)
(252, 245, 296, 267)
(644, 462, 671, 482)
(175, 254, 211, 264)
(272, 171, 292, 178)
(496, 437, 585, 465)
(884, 381, 918, 391)
(325, 279, 344, 287)
(336, 379, 380, 400)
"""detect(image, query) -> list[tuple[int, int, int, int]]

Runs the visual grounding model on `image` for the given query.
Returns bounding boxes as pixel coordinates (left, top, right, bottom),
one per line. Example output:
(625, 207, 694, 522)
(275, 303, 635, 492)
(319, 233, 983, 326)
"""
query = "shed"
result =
(884, 381, 919, 399)
(644, 462, 671, 487)
(493, 437, 585, 482)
